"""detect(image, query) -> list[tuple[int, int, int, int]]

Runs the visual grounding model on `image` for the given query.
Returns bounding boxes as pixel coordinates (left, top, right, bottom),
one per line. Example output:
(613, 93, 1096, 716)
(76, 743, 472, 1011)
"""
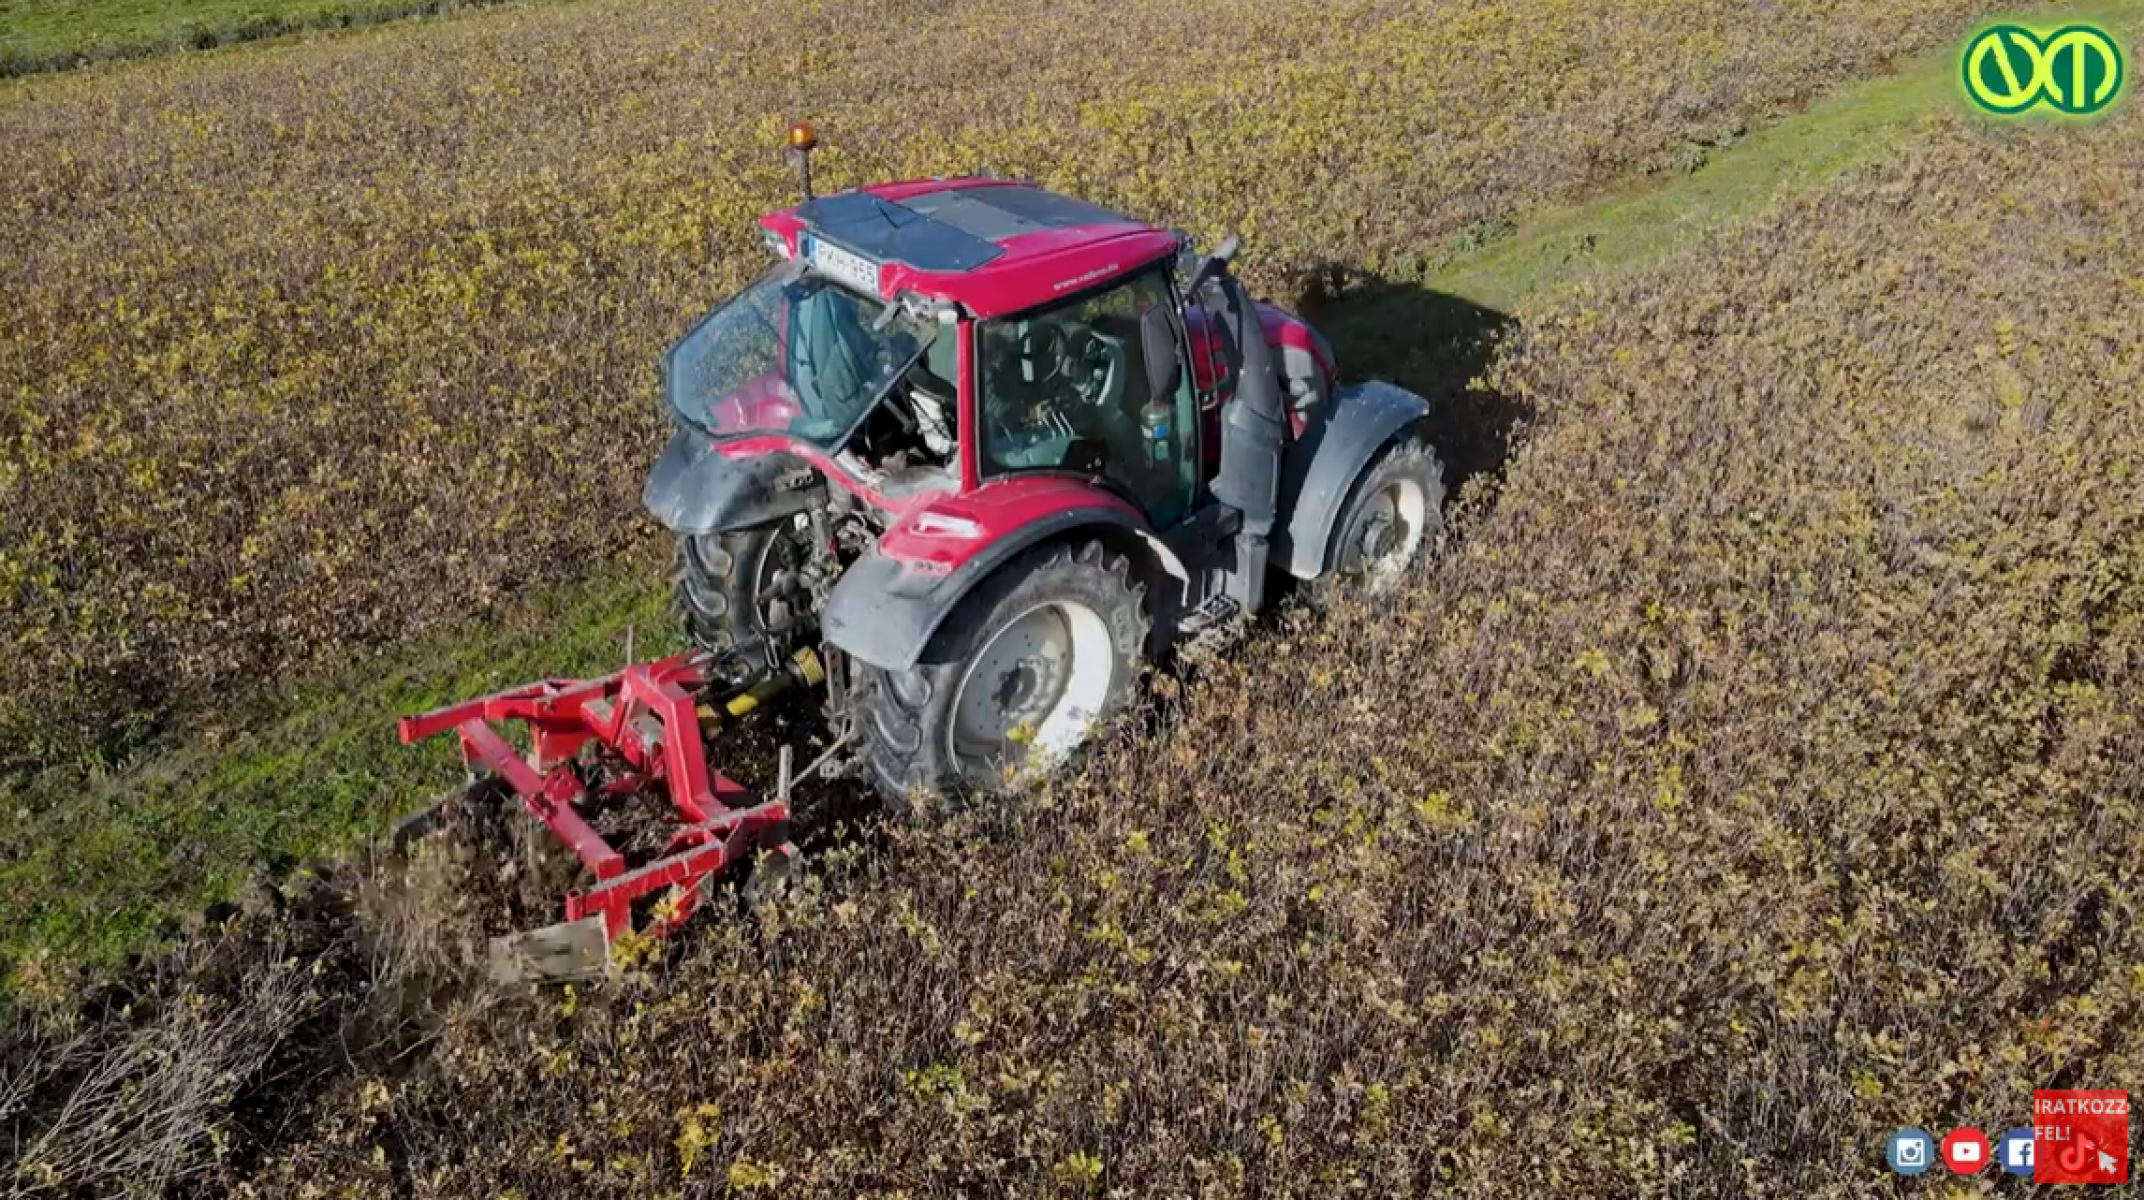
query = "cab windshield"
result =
(663, 263, 933, 451)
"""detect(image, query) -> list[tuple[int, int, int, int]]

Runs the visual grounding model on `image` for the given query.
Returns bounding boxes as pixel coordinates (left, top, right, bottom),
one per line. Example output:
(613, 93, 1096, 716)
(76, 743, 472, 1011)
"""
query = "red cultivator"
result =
(395, 652, 809, 981)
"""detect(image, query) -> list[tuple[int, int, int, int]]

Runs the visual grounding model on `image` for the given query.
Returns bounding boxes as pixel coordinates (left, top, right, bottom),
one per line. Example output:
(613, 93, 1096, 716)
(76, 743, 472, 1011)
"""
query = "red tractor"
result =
(397, 129, 1443, 975)
(648, 136, 1445, 800)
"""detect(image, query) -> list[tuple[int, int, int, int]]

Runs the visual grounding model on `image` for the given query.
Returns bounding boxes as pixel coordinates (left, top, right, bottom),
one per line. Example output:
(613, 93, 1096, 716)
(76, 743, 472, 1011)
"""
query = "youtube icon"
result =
(1941, 1127, 1990, 1175)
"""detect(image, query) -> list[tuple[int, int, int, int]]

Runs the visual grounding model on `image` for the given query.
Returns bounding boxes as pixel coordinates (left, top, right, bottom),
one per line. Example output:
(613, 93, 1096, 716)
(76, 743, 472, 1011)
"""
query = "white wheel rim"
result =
(1359, 477, 1429, 586)
(951, 600, 1115, 774)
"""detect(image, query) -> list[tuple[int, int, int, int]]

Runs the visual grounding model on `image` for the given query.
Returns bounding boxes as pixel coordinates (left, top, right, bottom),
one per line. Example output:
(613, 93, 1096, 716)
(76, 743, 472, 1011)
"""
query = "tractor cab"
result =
(663, 172, 1336, 532)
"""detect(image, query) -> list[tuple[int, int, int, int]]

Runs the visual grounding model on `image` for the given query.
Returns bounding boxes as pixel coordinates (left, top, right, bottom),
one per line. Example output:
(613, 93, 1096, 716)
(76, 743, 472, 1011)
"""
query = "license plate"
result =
(801, 234, 881, 296)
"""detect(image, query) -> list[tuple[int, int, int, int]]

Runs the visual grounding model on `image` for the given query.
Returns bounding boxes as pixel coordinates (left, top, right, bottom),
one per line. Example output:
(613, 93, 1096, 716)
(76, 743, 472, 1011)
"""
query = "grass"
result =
(0, 0, 538, 75)
(1, 556, 675, 982)
(0, 0, 2110, 990)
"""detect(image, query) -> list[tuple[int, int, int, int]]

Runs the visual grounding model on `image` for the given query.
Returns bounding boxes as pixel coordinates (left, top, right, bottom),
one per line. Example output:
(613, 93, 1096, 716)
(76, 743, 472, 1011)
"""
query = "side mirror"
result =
(1184, 234, 1241, 298)
(1139, 304, 1182, 400)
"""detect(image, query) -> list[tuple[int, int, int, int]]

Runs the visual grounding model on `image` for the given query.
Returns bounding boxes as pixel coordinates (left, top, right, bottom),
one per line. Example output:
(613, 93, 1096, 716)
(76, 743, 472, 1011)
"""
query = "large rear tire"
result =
(856, 541, 1147, 808)
(675, 520, 816, 654)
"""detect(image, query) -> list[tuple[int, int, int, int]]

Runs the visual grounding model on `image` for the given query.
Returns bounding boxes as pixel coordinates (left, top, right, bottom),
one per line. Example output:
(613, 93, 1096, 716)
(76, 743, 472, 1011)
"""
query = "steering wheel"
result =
(1016, 324, 1114, 402)
(1070, 333, 1113, 399)
(1018, 324, 1075, 384)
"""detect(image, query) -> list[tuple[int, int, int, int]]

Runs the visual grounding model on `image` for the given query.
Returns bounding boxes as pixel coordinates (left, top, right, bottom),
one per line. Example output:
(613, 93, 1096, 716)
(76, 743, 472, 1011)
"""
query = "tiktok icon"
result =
(2034, 1090, 2129, 1184)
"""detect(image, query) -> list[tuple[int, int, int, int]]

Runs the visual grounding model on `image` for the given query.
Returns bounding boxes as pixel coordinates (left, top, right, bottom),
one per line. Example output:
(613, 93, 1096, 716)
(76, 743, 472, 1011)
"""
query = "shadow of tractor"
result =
(1290, 265, 1528, 500)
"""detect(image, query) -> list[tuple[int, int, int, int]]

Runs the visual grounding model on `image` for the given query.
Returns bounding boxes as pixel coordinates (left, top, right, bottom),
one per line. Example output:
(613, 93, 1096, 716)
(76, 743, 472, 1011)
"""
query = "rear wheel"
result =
(856, 541, 1147, 807)
(1325, 434, 1445, 596)
(675, 520, 815, 654)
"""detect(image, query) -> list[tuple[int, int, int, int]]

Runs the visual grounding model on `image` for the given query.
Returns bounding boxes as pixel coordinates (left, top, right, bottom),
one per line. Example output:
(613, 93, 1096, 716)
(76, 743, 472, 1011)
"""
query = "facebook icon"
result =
(2000, 1127, 2035, 1177)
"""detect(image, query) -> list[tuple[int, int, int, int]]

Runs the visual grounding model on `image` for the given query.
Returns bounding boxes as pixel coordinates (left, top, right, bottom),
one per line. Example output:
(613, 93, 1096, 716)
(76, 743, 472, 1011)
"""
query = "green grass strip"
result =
(1430, 0, 2144, 310)
(0, 0, 546, 78)
(1, 563, 675, 983)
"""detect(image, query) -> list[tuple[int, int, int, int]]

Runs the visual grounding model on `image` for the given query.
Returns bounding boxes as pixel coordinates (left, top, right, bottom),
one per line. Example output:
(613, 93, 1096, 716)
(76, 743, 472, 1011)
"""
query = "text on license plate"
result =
(802, 235, 882, 295)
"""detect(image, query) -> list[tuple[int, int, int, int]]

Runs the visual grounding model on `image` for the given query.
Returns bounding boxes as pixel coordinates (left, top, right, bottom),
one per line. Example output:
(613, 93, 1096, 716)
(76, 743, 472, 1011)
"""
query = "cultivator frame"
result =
(395, 651, 802, 980)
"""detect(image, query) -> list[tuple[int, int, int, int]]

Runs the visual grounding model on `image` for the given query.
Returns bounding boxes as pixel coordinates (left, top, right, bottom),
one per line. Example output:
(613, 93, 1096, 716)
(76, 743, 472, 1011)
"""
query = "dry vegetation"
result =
(4, 846, 509, 1198)
(0, 0, 2010, 774)
(10, 88, 2139, 1195)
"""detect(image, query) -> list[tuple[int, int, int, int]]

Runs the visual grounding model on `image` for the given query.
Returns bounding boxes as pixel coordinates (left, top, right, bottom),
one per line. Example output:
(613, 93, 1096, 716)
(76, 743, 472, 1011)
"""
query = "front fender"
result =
(1276, 381, 1433, 578)
(826, 482, 1180, 674)
(642, 426, 820, 536)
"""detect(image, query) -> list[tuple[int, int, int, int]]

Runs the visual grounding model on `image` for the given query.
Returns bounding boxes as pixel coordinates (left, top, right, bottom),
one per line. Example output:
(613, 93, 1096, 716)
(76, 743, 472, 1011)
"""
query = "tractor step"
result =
(1178, 593, 1240, 635)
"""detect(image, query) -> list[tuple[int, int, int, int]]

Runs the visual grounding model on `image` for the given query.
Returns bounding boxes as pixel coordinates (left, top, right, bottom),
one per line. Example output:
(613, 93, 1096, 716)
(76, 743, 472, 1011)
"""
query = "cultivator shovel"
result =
(394, 649, 829, 983)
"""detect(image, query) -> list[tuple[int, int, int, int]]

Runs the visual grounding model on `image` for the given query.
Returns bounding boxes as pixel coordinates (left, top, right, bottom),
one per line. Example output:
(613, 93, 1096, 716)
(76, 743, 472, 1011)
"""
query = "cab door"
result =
(973, 264, 1201, 529)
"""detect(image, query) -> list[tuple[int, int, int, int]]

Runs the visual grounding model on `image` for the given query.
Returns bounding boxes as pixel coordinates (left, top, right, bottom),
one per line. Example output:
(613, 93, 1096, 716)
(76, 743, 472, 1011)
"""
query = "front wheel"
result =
(1325, 434, 1446, 596)
(856, 541, 1148, 807)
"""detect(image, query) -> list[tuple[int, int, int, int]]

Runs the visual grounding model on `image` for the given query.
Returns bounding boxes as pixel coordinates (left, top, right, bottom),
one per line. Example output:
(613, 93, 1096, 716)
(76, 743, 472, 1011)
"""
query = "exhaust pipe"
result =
(1204, 267, 1287, 615)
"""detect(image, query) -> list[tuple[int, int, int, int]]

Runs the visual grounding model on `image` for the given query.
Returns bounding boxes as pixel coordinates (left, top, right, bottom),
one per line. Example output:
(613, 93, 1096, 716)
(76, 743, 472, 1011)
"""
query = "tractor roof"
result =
(759, 178, 1182, 320)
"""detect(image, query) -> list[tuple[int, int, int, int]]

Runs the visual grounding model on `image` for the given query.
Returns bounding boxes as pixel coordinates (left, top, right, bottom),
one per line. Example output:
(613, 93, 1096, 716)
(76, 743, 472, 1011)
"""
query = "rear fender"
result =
(825, 477, 1184, 673)
(643, 426, 822, 536)
(1275, 381, 1432, 579)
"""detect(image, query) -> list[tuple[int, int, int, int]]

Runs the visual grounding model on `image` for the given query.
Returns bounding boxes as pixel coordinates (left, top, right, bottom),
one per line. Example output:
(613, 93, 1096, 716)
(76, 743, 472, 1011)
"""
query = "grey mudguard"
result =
(1275, 381, 1432, 578)
(825, 507, 1160, 674)
(642, 425, 819, 536)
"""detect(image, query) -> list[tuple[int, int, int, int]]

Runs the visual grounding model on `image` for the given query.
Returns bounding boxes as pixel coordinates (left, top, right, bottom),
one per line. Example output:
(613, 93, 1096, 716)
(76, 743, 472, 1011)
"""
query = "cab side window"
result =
(977, 267, 1197, 526)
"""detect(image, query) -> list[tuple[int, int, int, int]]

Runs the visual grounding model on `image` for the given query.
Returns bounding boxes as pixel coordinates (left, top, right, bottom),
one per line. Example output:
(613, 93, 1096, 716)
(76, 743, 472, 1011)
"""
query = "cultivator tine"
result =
(389, 794, 449, 849)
